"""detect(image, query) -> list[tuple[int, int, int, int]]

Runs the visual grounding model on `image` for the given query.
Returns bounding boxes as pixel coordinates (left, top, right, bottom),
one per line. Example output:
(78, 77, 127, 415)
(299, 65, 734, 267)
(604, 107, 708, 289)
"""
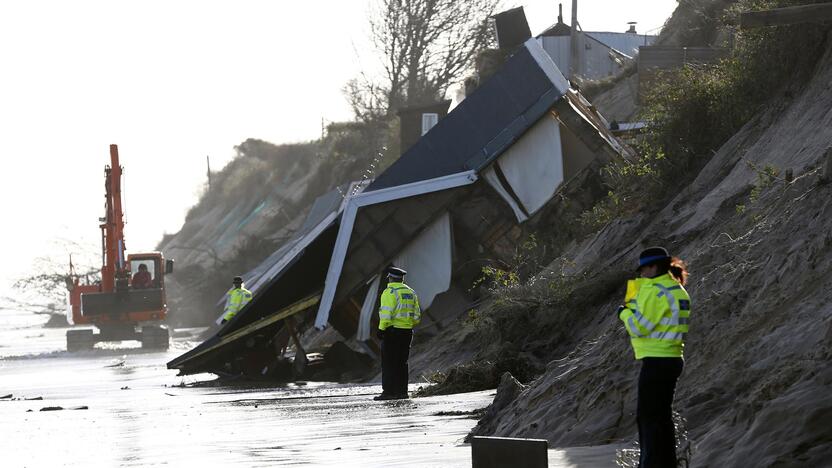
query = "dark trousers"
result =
(381, 327, 413, 395)
(638, 357, 684, 468)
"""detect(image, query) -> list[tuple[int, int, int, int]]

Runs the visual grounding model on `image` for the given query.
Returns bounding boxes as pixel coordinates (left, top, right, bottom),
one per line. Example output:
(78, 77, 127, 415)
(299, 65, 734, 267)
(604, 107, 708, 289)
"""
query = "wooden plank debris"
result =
(284, 316, 308, 376)
(740, 2, 832, 29)
(173, 293, 321, 367)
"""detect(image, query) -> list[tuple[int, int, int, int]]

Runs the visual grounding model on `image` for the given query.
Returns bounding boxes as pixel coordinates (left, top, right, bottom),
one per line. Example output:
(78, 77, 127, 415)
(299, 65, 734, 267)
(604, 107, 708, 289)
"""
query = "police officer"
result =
(618, 247, 691, 468)
(374, 266, 420, 401)
(221, 276, 253, 325)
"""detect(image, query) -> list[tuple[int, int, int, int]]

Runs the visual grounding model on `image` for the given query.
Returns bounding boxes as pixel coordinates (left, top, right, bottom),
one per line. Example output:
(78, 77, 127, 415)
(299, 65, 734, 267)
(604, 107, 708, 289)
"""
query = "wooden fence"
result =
(637, 46, 730, 100)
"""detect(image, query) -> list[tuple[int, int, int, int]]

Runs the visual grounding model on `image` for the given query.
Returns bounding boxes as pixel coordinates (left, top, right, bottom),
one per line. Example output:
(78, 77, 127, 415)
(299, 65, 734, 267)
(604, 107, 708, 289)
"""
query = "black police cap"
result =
(386, 266, 406, 278)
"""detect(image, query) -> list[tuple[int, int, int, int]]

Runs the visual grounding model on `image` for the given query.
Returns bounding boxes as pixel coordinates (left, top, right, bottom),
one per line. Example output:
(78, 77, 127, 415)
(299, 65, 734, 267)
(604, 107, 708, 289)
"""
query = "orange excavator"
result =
(65, 144, 174, 351)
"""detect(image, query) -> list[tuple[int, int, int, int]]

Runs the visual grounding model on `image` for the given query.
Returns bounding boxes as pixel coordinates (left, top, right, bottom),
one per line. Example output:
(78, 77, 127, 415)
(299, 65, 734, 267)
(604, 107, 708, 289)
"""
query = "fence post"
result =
(821, 147, 832, 184)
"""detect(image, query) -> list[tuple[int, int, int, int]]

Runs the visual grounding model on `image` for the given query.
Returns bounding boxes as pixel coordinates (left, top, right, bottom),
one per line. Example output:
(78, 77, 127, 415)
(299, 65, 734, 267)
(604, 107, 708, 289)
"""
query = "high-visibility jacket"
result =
(223, 286, 253, 321)
(378, 282, 420, 331)
(619, 273, 690, 359)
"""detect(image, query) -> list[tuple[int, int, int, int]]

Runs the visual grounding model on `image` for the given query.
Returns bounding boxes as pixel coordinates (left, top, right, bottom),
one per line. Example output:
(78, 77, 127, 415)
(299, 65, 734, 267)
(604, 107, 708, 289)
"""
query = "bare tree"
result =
(5, 249, 99, 326)
(349, 0, 501, 117)
(5, 238, 97, 308)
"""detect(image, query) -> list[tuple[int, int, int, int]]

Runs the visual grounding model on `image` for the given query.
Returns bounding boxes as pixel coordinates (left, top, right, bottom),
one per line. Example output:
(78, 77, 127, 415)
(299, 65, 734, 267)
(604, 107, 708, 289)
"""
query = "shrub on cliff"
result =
(581, 0, 831, 230)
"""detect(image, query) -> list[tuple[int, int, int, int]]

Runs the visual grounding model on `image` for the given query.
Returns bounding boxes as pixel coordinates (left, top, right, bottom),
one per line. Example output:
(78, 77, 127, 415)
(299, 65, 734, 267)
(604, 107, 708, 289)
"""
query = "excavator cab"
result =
(130, 256, 161, 290)
(67, 252, 172, 351)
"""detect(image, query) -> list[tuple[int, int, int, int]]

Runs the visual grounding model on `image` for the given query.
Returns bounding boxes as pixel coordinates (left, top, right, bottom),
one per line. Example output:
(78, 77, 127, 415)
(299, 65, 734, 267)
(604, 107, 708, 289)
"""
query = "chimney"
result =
(397, 101, 452, 154)
(627, 21, 637, 34)
(558, 3, 563, 24)
(491, 7, 532, 50)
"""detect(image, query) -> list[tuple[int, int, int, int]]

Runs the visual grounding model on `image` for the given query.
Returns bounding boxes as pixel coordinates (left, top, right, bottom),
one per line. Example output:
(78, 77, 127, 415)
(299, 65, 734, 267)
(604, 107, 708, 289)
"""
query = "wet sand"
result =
(0, 313, 618, 467)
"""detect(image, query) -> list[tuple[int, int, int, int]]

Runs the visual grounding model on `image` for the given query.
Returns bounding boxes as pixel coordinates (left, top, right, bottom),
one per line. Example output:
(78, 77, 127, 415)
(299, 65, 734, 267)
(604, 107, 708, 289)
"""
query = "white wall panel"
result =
(356, 275, 381, 342)
(393, 211, 453, 312)
(486, 115, 564, 222)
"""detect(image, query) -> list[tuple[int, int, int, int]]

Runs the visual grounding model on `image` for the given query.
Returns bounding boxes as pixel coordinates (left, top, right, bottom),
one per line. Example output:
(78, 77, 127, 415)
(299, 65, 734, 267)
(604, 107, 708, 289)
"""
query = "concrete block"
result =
(471, 436, 548, 468)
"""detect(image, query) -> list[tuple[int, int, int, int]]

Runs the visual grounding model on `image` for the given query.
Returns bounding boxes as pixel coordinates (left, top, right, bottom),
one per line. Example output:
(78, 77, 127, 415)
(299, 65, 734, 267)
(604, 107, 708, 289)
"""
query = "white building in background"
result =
(537, 5, 657, 81)
(492, 3, 658, 82)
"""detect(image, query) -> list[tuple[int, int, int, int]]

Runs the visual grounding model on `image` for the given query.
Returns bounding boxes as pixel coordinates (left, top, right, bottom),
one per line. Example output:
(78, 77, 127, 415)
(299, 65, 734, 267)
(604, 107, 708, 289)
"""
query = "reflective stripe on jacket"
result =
(223, 287, 253, 321)
(619, 273, 690, 359)
(378, 282, 420, 330)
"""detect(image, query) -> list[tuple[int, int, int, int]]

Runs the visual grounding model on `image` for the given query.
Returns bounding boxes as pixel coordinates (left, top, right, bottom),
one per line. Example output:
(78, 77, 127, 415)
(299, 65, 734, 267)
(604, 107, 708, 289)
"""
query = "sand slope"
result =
(468, 34, 832, 467)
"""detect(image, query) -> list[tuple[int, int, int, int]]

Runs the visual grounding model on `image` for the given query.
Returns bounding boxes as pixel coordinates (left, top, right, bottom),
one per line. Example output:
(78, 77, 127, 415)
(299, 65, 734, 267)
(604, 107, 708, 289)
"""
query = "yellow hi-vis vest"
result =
(619, 273, 691, 359)
(378, 282, 421, 331)
(223, 286, 253, 321)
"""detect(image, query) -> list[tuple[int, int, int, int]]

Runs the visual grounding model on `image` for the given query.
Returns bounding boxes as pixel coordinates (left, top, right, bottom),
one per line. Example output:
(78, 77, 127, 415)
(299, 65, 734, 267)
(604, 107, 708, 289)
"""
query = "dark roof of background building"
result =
(541, 21, 572, 37)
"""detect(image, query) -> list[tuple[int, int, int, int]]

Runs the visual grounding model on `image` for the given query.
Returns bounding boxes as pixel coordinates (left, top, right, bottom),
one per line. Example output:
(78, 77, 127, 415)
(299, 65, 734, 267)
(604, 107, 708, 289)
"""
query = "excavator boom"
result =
(101, 144, 127, 292)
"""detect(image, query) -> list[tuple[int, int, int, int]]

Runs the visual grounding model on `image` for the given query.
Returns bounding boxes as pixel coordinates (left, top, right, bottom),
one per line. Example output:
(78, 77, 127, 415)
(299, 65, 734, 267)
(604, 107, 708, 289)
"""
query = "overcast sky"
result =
(0, 0, 677, 290)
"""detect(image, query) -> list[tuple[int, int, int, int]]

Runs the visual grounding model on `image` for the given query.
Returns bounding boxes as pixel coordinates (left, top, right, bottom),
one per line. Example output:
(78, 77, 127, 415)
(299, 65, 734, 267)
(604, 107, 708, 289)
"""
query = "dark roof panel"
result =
(367, 40, 568, 191)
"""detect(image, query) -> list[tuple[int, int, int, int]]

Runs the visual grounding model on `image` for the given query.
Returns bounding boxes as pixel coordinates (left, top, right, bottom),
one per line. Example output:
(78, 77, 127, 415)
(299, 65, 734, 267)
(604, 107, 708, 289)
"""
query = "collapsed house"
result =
(168, 38, 630, 380)
(166, 185, 348, 377)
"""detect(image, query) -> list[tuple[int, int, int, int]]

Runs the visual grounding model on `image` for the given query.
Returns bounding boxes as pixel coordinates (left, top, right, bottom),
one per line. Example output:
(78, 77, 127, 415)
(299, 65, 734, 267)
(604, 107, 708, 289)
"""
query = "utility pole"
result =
(206, 155, 212, 190)
(569, 0, 580, 82)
